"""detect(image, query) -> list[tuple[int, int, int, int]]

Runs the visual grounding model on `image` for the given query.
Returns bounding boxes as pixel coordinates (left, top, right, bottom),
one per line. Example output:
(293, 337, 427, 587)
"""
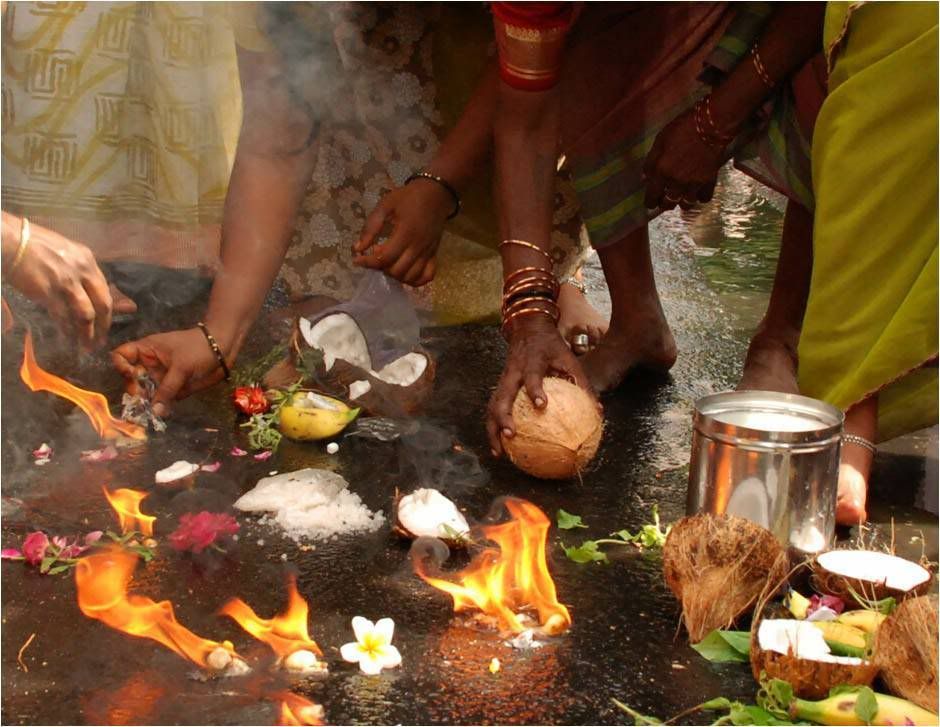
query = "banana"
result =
(811, 621, 870, 657)
(278, 392, 359, 441)
(794, 691, 939, 726)
(785, 589, 811, 619)
(836, 609, 887, 634)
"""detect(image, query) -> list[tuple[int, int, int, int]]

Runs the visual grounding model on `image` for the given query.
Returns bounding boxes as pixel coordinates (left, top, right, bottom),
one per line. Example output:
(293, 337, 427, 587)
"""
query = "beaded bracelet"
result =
(750, 46, 775, 89)
(405, 172, 461, 219)
(196, 321, 231, 381)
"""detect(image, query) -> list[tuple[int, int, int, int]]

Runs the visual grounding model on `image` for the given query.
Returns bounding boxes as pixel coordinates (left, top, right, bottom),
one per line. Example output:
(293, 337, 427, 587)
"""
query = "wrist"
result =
(405, 172, 460, 219)
(200, 316, 243, 365)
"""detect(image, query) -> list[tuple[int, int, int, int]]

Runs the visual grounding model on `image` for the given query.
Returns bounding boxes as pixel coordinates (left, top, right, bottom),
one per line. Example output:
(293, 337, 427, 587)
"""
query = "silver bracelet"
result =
(842, 433, 876, 455)
(559, 276, 586, 294)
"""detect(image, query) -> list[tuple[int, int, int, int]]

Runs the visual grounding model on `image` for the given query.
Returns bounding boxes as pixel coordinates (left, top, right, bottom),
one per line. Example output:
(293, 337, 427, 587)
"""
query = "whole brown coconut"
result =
(749, 623, 877, 700)
(500, 378, 603, 480)
(874, 595, 939, 712)
(662, 513, 788, 642)
(811, 549, 932, 605)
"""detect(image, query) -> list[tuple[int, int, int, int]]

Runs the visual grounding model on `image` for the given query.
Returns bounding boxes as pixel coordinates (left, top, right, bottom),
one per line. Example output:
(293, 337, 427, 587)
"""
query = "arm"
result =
(112, 47, 318, 414)
(353, 65, 501, 286)
(644, 3, 826, 209)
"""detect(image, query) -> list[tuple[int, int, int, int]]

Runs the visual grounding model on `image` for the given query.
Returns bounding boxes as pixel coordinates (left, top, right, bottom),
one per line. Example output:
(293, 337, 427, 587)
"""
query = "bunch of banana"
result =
(786, 690, 938, 725)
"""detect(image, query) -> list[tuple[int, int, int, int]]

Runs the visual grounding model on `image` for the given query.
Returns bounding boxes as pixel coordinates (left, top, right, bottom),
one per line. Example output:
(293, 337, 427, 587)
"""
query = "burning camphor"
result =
(411, 498, 571, 635)
(103, 488, 155, 536)
(75, 547, 249, 675)
(220, 575, 328, 675)
(20, 331, 146, 440)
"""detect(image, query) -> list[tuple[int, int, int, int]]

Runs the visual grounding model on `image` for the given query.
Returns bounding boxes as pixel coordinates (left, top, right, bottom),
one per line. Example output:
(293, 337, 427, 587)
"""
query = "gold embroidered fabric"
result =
(1, 2, 242, 269)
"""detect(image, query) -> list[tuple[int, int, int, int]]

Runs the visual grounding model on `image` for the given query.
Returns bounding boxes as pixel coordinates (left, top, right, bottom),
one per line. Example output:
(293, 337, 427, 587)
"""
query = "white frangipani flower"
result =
(340, 616, 402, 675)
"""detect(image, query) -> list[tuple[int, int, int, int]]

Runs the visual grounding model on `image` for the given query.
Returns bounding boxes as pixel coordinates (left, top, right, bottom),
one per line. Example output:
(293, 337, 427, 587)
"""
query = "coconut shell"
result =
(874, 595, 939, 712)
(662, 513, 788, 642)
(749, 626, 878, 700)
(501, 378, 603, 480)
(810, 551, 933, 606)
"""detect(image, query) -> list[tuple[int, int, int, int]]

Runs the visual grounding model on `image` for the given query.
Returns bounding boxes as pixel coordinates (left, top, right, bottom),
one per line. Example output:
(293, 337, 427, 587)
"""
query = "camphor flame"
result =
(274, 691, 324, 726)
(412, 498, 571, 634)
(102, 487, 155, 536)
(220, 575, 322, 659)
(76, 546, 241, 669)
(20, 331, 145, 440)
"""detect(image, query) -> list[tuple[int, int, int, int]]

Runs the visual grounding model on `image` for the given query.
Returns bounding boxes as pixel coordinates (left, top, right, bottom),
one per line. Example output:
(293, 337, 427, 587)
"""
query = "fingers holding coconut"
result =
(487, 367, 523, 456)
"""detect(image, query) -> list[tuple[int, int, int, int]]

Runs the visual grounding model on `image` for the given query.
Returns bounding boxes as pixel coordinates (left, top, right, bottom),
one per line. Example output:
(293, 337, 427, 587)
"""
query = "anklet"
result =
(842, 433, 876, 455)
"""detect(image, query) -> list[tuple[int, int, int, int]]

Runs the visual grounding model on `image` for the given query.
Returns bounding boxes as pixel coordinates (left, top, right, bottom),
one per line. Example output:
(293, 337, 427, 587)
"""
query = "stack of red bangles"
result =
(499, 239, 560, 339)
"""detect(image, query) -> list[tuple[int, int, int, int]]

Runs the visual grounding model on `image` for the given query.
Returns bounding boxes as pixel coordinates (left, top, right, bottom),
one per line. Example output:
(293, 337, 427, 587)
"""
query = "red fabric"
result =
(492, 2, 576, 30)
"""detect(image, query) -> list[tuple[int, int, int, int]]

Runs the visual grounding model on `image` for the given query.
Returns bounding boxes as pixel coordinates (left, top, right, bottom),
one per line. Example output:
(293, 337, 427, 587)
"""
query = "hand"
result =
(487, 315, 595, 457)
(352, 179, 452, 287)
(643, 109, 727, 212)
(8, 225, 113, 349)
(112, 328, 227, 417)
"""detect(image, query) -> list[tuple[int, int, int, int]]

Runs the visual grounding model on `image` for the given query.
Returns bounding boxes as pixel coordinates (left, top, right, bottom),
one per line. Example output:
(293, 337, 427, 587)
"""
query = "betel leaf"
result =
(563, 540, 608, 564)
(556, 509, 588, 530)
(853, 687, 878, 725)
(691, 630, 751, 662)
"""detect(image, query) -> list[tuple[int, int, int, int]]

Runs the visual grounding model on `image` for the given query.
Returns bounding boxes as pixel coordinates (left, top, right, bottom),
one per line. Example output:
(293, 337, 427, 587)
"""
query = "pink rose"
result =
(168, 512, 240, 553)
(22, 532, 50, 565)
(808, 594, 845, 617)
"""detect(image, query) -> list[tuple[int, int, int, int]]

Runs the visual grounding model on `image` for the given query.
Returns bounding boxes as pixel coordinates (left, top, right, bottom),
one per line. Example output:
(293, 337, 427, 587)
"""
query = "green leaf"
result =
(39, 556, 55, 573)
(702, 698, 734, 711)
(691, 630, 751, 662)
(611, 699, 663, 725)
(730, 704, 803, 726)
(612, 529, 634, 541)
(853, 687, 878, 725)
(557, 509, 588, 530)
(563, 540, 608, 564)
(46, 564, 72, 575)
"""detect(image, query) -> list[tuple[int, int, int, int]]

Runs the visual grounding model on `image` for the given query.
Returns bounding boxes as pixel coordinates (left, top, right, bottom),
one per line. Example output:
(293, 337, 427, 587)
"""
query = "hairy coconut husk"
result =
(662, 513, 788, 642)
(749, 625, 878, 700)
(810, 549, 932, 605)
(874, 595, 939, 712)
(501, 378, 603, 480)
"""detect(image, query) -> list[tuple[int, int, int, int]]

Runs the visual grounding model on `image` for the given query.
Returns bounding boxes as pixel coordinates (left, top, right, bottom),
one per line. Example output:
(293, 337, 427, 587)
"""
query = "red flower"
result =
(233, 386, 270, 416)
(169, 512, 240, 553)
(22, 532, 49, 565)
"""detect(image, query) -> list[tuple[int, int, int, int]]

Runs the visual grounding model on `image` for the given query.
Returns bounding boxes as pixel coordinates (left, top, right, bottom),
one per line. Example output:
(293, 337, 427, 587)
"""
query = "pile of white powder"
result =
(234, 468, 384, 542)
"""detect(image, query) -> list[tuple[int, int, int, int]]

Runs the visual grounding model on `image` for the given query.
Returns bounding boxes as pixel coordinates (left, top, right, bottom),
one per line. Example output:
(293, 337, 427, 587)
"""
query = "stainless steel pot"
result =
(687, 390, 844, 554)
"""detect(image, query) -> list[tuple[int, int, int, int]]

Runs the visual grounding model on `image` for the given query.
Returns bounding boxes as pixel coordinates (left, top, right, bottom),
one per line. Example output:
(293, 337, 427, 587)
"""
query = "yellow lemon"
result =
(279, 391, 359, 441)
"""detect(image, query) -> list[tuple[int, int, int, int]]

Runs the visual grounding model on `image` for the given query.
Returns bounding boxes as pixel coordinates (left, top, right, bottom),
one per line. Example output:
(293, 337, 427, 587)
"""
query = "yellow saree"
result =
(797, 2, 938, 441)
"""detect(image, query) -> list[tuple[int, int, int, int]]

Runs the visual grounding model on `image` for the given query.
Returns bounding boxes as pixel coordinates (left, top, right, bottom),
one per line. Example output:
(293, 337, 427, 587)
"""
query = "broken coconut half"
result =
(812, 549, 932, 604)
(501, 377, 603, 480)
(662, 513, 788, 642)
(395, 488, 470, 544)
(751, 618, 877, 699)
(155, 460, 199, 488)
(264, 313, 435, 418)
(874, 594, 939, 713)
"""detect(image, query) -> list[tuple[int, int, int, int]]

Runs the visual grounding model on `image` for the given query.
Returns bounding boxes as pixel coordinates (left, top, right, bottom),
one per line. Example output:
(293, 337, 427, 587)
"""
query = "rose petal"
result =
(340, 642, 362, 664)
(51, 536, 68, 550)
(80, 445, 119, 463)
(200, 461, 221, 473)
(253, 450, 273, 461)
(352, 616, 373, 644)
(1, 549, 23, 559)
(84, 531, 104, 545)
(230, 447, 248, 457)
(32, 443, 52, 459)
(373, 617, 395, 646)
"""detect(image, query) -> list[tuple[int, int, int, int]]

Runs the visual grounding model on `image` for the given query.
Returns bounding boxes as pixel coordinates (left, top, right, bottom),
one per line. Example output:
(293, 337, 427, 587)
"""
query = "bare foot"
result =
(836, 396, 878, 526)
(557, 281, 608, 351)
(737, 332, 799, 394)
(580, 313, 677, 393)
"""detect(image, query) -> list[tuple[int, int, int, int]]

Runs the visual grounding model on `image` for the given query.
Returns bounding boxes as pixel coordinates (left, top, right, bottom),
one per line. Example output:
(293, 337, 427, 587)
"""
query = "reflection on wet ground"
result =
(1, 168, 936, 725)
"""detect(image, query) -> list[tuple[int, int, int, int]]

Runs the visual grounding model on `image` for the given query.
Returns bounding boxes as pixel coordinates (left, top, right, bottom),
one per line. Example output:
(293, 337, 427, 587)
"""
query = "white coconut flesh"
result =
(817, 550, 930, 592)
(300, 313, 371, 372)
(293, 392, 343, 411)
(397, 488, 469, 539)
(758, 619, 865, 665)
(348, 380, 371, 400)
(374, 352, 427, 387)
(155, 460, 199, 484)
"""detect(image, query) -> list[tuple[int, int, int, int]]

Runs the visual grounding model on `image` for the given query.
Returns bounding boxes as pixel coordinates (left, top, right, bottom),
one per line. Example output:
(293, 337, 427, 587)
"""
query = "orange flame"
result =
(220, 575, 322, 659)
(413, 498, 571, 634)
(275, 692, 324, 726)
(75, 547, 240, 669)
(103, 488, 155, 536)
(20, 331, 145, 440)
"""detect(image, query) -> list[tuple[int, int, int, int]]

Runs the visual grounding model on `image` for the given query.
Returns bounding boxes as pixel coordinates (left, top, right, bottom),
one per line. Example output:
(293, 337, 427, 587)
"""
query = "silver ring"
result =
(572, 333, 590, 352)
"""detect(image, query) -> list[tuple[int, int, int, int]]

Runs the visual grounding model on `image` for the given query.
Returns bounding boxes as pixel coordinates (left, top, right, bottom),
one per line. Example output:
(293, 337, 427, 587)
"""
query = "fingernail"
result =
(534, 397, 545, 408)
(501, 427, 513, 438)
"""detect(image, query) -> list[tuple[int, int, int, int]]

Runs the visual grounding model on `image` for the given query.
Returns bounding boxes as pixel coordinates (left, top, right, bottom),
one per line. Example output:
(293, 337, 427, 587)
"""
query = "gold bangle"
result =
(503, 265, 554, 287)
(500, 306, 559, 339)
(751, 46, 775, 89)
(8, 217, 31, 278)
(499, 239, 555, 265)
